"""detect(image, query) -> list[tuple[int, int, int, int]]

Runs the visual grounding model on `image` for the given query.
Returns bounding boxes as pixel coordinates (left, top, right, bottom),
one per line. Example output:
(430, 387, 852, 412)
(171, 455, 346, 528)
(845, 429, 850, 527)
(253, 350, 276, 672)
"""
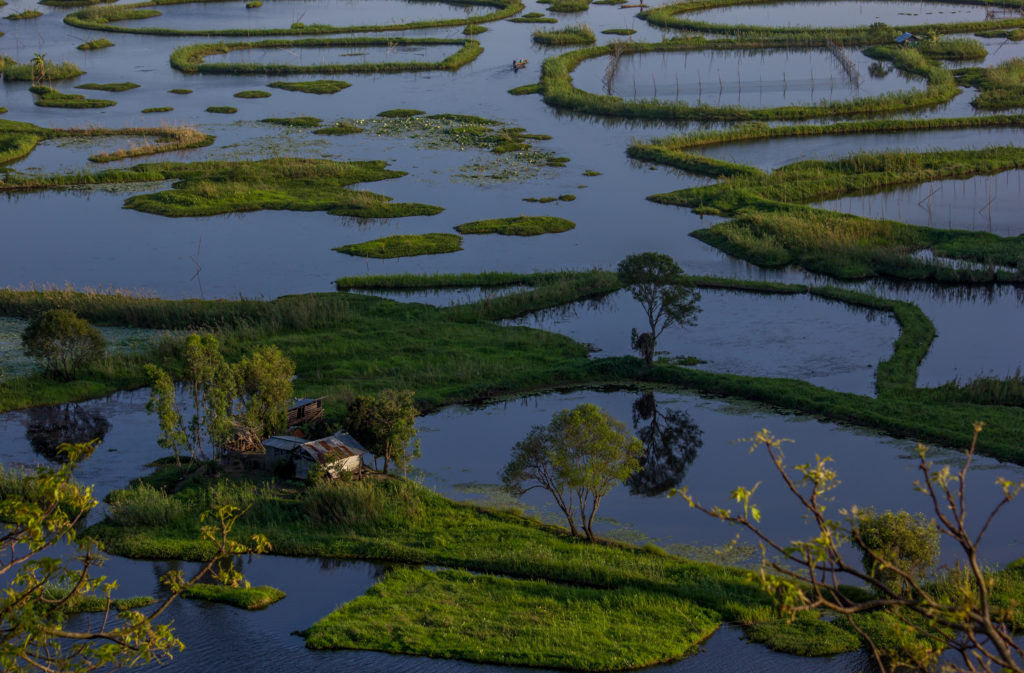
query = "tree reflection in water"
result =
(24, 403, 111, 462)
(627, 392, 702, 497)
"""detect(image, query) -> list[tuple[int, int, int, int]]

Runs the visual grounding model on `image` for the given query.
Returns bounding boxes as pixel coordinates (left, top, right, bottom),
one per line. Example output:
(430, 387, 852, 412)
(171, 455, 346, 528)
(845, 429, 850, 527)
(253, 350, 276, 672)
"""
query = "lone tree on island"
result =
(21, 309, 106, 381)
(347, 389, 421, 475)
(501, 402, 643, 541)
(617, 253, 700, 364)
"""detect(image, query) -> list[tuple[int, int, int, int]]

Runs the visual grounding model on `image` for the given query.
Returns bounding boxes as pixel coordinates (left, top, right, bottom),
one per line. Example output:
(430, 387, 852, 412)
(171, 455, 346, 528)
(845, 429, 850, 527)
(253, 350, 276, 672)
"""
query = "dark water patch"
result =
(685, 1, 992, 28)
(501, 289, 898, 396)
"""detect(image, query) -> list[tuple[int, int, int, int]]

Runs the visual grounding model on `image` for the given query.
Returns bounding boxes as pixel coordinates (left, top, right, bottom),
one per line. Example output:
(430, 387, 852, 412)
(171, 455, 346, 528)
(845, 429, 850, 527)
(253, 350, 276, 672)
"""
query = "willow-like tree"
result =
(347, 389, 420, 475)
(502, 403, 642, 541)
(21, 309, 106, 381)
(617, 253, 700, 364)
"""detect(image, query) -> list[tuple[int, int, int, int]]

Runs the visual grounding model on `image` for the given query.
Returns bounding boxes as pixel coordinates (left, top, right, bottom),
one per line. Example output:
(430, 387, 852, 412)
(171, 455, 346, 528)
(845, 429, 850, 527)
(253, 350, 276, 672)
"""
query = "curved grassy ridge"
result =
(170, 37, 482, 76)
(635, 138, 1024, 282)
(535, 38, 956, 122)
(0, 270, 1022, 459)
(305, 567, 719, 670)
(30, 85, 116, 109)
(638, 0, 1024, 39)
(65, 0, 523, 36)
(455, 215, 576, 235)
(335, 233, 463, 258)
(0, 156, 443, 219)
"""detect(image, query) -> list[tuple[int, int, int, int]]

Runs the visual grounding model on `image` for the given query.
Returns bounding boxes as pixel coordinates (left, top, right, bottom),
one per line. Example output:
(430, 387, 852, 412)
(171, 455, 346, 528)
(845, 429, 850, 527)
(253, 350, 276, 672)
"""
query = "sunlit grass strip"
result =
(76, 81, 139, 91)
(533, 23, 595, 45)
(0, 119, 213, 164)
(31, 86, 115, 109)
(78, 38, 114, 50)
(234, 89, 270, 98)
(645, 147, 1024, 282)
(336, 233, 462, 258)
(305, 567, 719, 671)
(182, 584, 285, 610)
(267, 79, 350, 94)
(65, 0, 523, 37)
(170, 38, 482, 76)
(455, 215, 576, 235)
(536, 38, 956, 122)
(638, 0, 1024, 40)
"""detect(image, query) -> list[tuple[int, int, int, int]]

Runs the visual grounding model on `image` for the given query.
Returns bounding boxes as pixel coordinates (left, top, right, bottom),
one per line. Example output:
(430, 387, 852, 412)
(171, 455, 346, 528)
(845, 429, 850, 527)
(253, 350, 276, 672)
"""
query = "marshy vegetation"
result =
(234, 89, 271, 98)
(957, 57, 1024, 109)
(260, 116, 320, 127)
(509, 11, 557, 23)
(75, 81, 139, 92)
(0, 55, 83, 81)
(0, 119, 213, 164)
(267, 79, 350, 94)
(30, 85, 115, 109)
(77, 38, 114, 50)
(5, 10, 43, 21)
(65, 0, 524, 37)
(335, 233, 463, 258)
(532, 24, 596, 46)
(170, 37, 482, 76)
(454, 215, 576, 235)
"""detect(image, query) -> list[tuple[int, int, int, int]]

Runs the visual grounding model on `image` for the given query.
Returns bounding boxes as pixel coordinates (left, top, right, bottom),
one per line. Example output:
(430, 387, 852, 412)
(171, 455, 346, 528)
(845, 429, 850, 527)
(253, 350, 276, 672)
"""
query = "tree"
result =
(0, 441, 269, 672)
(182, 334, 235, 458)
(347, 389, 420, 475)
(21, 310, 106, 381)
(626, 392, 703, 497)
(30, 53, 45, 86)
(233, 345, 294, 439)
(679, 424, 1024, 673)
(502, 403, 643, 541)
(617, 253, 701, 364)
(853, 509, 940, 598)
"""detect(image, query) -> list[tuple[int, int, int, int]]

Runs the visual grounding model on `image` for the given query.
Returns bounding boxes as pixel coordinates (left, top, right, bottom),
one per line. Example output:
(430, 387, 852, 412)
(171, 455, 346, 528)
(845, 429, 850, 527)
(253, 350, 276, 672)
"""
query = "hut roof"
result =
(263, 431, 366, 464)
(289, 397, 323, 410)
(895, 32, 919, 44)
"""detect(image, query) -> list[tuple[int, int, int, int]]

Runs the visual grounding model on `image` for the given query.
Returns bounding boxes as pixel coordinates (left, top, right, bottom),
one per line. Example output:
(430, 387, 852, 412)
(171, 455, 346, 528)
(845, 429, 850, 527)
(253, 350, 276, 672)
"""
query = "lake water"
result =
(682, 1, 996, 28)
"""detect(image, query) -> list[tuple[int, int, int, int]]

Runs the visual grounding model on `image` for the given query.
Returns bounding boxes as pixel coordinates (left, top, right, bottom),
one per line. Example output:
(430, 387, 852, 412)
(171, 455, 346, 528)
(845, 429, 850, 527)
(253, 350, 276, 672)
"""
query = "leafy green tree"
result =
(145, 364, 188, 465)
(233, 345, 294, 438)
(347, 389, 420, 475)
(853, 509, 940, 597)
(182, 334, 235, 458)
(21, 310, 106, 381)
(502, 403, 643, 541)
(617, 253, 700, 364)
(0, 441, 269, 672)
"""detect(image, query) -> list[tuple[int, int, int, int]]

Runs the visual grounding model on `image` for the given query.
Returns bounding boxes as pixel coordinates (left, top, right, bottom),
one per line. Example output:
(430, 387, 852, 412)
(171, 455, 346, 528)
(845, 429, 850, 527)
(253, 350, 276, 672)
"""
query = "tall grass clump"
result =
(532, 24, 595, 45)
(0, 55, 83, 81)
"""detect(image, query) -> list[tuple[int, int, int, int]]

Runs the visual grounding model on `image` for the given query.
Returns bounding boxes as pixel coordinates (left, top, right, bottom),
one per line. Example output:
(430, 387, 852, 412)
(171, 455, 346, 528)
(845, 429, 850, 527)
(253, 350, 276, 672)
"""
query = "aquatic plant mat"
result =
(629, 123, 1024, 282)
(65, 0, 523, 37)
(170, 37, 482, 76)
(0, 156, 442, 219)
(0, 118, 213, 164)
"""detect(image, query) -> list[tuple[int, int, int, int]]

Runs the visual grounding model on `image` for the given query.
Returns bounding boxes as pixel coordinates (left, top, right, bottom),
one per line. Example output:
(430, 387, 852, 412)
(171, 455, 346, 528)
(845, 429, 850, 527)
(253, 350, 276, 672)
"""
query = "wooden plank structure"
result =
(287, 397, 324, 427)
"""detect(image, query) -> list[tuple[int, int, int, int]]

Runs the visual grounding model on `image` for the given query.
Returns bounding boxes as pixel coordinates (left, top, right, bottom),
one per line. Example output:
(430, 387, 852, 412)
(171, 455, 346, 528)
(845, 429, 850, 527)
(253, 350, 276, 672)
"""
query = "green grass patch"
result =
(583, 169, 601, 176)
(65, 0, 523, 37)
(455, 215, 576, 236)
(41, 585, 155, 613)
(509, 83, 542, 95)
(535, 38, 957, 122)
(182, 583, 285, 609)
(78, 38, 115, 50)
(601, 28, 635, 35)
(0, 56, 83, 81)
(548, 0, 590, 12)
(170, 37, 482, 76)
(463, 24, 487, 35)
(141, 106, 173, 113)
(638, 0, 1024, 41)
(168, 88, 191, 94)
(918, 37, 987, 61)
(75, 81, 139, 92)
(957, 58, 1024, 110)
(305, 567, 718, 670)
(377, 108, 425, 118)
(0, 118, 212, 163)
(509, 12, 557, 23)
(260, 116, 320, 127)
(245, 0, 261, 7)
(206, 105, 237, 113)
(31, 85, 115, 109)
(313, 122, 362, 135)
(533, 23, 595, 46)
(234, 89, 270, 98)
(336, 233, 462, 258)
(41, 0, 114, 5)
(268, 79, 350, 94)
(5, 10, 43, 20)
(641, 145, 1024, 282)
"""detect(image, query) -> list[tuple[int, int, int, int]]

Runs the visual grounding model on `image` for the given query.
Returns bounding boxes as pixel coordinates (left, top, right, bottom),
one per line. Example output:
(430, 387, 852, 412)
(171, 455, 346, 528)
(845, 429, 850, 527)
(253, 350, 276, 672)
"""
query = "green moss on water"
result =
(168, 88, 192, 94)
(260, 116, 320, 127)
(455, 215, 576, 236)
(75, 81, 139, 92)
(463, 24, 487, 35)
(5, 10, 43, 20)
(377, 108, 425, 118)
(31, 85, 115, 109)
(245, 0, 261, 7)
(141, 106, 173, 113)
(336, 233, 463, 258)
(182, 584, 285, 609)
(313, 122, 362, 135)
(206, 105, 237, 113)
(234, 89, 270, 98)
(268, 79, 350, 94)
(601, 28, 635, 35)
(509, 83, 542, 95)
(78, 38, 115, 50)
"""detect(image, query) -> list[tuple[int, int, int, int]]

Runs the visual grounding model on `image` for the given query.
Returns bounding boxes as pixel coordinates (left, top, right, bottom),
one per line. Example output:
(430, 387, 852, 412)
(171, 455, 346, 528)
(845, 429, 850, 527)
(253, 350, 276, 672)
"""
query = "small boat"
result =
(513, 59, 528, 70)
